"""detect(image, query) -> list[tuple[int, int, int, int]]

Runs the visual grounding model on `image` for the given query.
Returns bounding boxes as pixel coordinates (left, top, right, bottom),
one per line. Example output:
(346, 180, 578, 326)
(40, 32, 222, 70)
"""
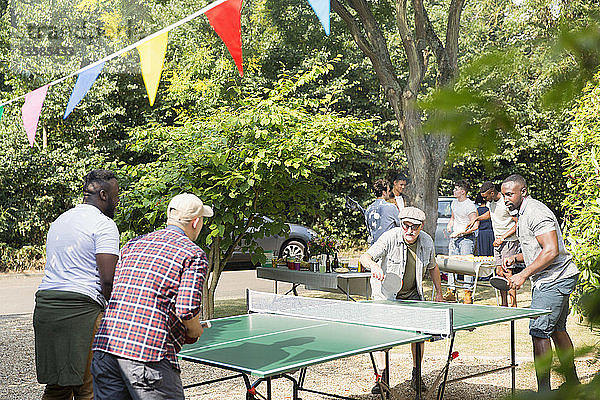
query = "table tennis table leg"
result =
(368, 351, 389, 400)
(267, 378, 272, 400)
(416, 341, 422, 400)
(283, 284, 300, 296)
(511, 320, 516, 397)
(436, 332, 456, 400)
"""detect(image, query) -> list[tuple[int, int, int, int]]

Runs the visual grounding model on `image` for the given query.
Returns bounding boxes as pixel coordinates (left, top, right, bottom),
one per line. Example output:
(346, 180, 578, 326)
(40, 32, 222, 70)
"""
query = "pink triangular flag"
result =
(21, 85, 49, 147)
(205, 0, 244, 76)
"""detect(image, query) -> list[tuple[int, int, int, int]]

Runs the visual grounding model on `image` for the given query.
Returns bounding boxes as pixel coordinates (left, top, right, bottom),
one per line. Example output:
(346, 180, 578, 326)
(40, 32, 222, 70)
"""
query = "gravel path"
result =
(2, 313, 598, 399)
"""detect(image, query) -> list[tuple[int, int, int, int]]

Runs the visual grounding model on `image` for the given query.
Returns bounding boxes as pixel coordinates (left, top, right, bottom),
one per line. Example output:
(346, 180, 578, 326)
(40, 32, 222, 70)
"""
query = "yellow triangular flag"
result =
(137, 32, 168, 106)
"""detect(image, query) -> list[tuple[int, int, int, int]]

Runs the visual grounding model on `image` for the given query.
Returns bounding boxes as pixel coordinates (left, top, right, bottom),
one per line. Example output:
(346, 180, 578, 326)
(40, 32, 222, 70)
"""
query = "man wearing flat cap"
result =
(360, 206, 443, 395)
(91, 193, 213, 400)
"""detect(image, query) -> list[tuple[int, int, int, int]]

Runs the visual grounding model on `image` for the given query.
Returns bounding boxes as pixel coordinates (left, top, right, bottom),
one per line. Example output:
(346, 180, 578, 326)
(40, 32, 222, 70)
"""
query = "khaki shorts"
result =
(494, 240, 521, 270)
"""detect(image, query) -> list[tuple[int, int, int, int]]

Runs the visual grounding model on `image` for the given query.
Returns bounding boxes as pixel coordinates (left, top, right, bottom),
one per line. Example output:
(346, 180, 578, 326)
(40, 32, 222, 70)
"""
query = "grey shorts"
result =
(91, 351, 184, 400)
(529, 275, 579, 339)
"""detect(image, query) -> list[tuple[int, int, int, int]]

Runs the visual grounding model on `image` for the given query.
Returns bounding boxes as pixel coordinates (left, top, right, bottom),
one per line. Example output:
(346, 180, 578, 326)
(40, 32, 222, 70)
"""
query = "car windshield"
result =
(438, 200, 452, 218)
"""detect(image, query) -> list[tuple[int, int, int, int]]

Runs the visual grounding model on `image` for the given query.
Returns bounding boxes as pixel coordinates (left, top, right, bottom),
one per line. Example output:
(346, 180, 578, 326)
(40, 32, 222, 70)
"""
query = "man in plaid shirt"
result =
(91, 193, 213, 400)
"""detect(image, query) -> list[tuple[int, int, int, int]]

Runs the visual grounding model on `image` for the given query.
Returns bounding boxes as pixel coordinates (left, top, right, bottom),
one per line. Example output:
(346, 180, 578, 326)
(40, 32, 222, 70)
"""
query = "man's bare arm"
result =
(507, 231, 559, 289)
(429, 264, 444, 302)
(96, 253, 118, 301)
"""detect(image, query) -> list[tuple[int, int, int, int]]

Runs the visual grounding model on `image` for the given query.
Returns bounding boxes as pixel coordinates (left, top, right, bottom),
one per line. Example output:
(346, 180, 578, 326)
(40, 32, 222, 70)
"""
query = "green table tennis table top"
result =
(371, 299, 549, 331)
(178, 313, 429, 377)
(178, 300, 548, 378)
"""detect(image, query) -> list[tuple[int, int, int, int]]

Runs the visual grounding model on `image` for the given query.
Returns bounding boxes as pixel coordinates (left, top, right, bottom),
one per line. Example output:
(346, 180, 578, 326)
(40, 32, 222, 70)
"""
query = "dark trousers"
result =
(91, 351, 184, 400)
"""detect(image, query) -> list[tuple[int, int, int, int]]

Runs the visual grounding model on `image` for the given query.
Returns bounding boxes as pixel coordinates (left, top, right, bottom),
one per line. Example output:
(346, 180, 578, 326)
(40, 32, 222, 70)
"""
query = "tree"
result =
(117, 66, 371, 317)
(330, 0, 462, 235)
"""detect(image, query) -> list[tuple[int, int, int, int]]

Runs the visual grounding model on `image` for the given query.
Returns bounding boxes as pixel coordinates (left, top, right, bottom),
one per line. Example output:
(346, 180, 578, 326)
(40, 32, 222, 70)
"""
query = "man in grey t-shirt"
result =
(501, 174, 580, 392)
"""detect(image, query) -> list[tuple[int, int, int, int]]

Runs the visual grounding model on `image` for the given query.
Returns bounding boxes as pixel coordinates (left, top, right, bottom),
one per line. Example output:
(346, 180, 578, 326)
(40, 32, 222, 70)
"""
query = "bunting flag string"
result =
(137, 32, 169, 106)
(205, 0, 244, 76)
(64, 62, 105, 119)
(22, 85, 49, 147)
(306, 0, 330, 35)
(0, 0, 331, 145)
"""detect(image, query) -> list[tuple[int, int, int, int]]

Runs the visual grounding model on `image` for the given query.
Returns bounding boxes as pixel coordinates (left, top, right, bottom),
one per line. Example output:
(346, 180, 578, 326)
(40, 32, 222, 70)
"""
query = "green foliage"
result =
(563, 71, 600, 319)
(0, 243, 46, 272)
(424, 2, 600, 216)
(0, 243, 45, 272)
(116, 65, 371, 265)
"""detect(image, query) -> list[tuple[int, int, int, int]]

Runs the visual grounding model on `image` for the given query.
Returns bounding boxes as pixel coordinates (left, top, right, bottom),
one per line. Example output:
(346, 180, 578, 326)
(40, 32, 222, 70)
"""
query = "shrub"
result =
(563, 71, 600, 318)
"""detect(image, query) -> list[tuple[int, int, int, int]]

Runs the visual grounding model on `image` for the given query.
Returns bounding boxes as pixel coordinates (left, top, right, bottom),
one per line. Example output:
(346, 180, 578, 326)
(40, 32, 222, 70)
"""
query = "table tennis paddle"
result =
(490, 276, 510, 291)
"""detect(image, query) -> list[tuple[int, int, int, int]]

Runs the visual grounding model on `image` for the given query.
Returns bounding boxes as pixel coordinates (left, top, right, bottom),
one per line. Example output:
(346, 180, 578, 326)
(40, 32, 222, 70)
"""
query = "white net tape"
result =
(247, 290, 453, 336)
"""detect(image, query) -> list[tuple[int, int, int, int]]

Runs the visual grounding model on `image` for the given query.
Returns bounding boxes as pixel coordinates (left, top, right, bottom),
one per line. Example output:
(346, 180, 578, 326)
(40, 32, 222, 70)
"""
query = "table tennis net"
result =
(247, 290, 453, 336)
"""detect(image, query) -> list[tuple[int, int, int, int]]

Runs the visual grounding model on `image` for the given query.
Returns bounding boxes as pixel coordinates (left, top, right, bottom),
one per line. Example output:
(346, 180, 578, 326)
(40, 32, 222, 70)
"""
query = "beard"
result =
(104, 202, 116, 219)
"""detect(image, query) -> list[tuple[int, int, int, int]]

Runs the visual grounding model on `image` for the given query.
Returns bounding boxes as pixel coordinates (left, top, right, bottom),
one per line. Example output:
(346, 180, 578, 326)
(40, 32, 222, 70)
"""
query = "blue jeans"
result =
(448, 235, 475, 290)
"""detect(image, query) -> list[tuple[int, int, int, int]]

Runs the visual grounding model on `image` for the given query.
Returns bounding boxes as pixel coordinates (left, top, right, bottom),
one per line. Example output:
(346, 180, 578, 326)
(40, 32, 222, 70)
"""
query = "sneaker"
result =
(411, 368, 427, 392)
(463, 290, 473, 304)
(371, 369, 388, 394)
(442, 289, 456, 302)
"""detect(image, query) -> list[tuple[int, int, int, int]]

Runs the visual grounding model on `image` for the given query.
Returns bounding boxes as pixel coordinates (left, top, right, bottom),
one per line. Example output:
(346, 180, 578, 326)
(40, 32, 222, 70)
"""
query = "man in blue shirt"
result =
(365, 179, 400, 244)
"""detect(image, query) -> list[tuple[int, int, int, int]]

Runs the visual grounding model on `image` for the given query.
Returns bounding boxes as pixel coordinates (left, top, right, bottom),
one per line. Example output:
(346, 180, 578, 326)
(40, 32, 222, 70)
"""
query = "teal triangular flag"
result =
(306, 0, 330, 35)
(0, 105, 4, 122)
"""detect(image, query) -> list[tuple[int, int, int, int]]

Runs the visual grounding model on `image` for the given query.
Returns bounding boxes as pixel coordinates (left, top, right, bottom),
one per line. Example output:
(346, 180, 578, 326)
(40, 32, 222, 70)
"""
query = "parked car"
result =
(347, 195, 453, 255)
(226, 217, 317, 268)
(435, 196, 453, 255)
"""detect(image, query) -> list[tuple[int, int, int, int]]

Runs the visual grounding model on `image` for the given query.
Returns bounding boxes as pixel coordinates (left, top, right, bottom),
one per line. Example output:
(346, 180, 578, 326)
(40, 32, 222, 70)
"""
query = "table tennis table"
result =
(179, 290, 548, 400)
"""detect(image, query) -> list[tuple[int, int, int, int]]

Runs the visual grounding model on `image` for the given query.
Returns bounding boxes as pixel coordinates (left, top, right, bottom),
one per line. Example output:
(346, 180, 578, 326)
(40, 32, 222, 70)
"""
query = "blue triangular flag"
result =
(63, 62, 105, 119)
(306, 0, 330, 35)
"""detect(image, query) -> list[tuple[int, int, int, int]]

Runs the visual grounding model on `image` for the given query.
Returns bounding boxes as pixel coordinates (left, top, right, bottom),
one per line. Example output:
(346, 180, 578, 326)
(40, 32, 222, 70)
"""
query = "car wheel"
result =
(280, 240, 307, 260)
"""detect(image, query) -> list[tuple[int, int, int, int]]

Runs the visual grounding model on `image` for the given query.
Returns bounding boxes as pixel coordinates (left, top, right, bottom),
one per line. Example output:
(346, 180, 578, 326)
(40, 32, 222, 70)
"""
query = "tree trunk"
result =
(333, 0, 462, 238)
(402, 96, 450, 236)
(203, 236, 222, 319)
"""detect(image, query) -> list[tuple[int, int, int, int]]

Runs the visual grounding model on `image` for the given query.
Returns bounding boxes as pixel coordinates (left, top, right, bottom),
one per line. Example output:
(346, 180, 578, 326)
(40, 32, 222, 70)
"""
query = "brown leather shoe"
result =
(463, 290, 473, 304)
(442, 289, 456, 302)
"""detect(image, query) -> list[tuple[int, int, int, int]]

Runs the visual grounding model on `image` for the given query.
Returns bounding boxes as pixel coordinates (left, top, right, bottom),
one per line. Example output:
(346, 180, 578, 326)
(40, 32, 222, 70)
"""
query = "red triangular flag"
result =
(205, 0, 244, 76)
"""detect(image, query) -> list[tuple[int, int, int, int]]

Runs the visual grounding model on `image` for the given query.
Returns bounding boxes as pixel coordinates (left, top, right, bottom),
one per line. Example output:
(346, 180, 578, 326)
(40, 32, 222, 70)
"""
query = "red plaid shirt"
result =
(93, 226, 208, 369)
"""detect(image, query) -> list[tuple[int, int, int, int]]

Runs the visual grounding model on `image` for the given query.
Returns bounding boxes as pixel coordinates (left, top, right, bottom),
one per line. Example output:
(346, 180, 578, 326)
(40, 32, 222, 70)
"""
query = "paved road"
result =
(0, 269, 306, 316)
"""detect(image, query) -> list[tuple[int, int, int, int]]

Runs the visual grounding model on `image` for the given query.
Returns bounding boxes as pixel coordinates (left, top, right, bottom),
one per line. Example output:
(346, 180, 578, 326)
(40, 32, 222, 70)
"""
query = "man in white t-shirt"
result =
(468, 181, 520, 307)
(34, 170, 120, 400)
(391, 173, 407, 210)
(444, 180, 478, 304)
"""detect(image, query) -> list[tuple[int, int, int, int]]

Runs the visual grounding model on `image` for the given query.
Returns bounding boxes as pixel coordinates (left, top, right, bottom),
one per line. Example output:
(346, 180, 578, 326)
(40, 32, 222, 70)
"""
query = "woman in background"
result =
(475, 194, 494, 256)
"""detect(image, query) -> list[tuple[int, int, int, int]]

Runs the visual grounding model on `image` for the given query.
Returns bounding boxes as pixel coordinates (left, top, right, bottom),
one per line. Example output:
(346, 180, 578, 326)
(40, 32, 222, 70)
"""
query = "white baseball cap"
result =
(167, 193, 213, 224)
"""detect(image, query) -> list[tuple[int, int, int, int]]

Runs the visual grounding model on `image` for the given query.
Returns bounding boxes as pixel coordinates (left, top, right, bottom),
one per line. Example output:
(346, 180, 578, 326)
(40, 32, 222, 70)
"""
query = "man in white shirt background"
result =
(444, 180, 478, 304)
(468, 181, 520, 307)
(391, 173, 407, 210)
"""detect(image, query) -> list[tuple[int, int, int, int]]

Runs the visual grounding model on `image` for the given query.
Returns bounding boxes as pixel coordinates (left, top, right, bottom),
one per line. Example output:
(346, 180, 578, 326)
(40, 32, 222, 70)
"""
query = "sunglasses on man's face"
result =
(402, 222, 421, 231)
